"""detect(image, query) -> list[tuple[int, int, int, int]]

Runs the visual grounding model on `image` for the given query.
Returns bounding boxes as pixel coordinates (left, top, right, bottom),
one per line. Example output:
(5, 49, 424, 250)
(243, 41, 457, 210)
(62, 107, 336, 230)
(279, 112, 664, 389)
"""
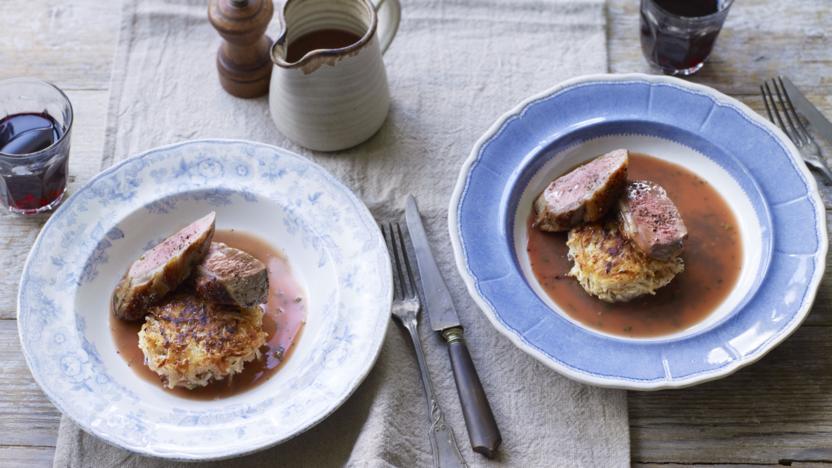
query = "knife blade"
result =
(782, 76, 832, 146)
(404, 195, 502, 459)
(405, 196, 461, 331)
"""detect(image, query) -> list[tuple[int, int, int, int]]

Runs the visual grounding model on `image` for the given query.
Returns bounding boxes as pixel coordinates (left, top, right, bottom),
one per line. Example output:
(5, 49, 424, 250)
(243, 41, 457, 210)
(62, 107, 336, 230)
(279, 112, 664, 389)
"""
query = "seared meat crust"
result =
(534, 149, 629, 232)
(112, 212, 216, 321)
(618, 181, 687, 260)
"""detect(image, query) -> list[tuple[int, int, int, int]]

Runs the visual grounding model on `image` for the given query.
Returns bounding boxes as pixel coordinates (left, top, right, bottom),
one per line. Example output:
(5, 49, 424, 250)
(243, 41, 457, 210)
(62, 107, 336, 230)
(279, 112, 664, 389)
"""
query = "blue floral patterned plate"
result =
(17, 139, 391, 459)
(450, 74, 827, 390)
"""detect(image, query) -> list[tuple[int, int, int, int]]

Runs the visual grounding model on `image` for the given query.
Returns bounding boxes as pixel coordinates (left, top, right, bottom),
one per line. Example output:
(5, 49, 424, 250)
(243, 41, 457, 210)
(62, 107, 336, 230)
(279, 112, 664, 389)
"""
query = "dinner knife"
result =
(782, 76, 832, 145)
(405, 195, 502, 458)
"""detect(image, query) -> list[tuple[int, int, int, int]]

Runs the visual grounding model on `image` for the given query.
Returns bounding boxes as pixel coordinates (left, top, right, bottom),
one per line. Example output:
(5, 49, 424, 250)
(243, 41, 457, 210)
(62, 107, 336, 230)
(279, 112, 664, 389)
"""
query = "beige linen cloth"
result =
(53, 0, 629, 466)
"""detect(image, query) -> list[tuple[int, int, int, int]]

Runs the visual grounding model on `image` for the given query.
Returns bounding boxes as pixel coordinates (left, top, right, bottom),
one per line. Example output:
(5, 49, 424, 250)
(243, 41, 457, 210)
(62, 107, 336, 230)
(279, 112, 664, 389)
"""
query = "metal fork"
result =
(761, 76, 832, 183)
(381, 222, 467, 468)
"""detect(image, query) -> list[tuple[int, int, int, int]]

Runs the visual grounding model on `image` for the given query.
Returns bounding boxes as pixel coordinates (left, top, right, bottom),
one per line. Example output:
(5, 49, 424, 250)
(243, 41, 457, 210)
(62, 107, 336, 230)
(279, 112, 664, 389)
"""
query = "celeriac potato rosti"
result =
(566, 222, 684, 303)
(138, 292, 267, 389)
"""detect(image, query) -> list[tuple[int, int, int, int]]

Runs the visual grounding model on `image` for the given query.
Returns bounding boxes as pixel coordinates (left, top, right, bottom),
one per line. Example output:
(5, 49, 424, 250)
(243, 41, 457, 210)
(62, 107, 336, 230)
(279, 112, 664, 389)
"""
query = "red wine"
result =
(0, 113, 61, 155)
(653, 0, 720, 17)
(640, 0, 730, 74)
(0, 112, 69, 212)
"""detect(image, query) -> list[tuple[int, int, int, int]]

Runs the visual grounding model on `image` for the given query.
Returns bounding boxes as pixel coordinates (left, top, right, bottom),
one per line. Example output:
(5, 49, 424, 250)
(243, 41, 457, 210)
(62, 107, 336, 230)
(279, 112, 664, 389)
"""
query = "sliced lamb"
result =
(192, 242, 269, 307)
(534, 149, 629, 232)
(618, 180, 687, 260)
(112, 212, 216, 321)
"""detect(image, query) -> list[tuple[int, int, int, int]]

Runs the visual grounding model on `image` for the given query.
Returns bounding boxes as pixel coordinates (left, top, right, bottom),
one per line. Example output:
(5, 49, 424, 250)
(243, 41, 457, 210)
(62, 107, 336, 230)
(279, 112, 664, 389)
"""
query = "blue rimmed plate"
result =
(449, 74, 827, 390)
(17, 139, 391, 459)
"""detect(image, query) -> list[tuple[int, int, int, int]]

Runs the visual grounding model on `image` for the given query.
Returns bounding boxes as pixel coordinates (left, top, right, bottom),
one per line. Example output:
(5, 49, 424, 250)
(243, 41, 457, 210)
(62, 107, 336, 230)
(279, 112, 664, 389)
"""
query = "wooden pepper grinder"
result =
(208, 0, 274, 98)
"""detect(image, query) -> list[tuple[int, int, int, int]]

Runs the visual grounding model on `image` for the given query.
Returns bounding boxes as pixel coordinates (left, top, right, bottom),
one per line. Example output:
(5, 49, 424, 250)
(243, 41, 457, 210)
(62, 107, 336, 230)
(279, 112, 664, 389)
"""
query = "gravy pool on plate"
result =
(112, 230, 306, 400)
(527, 153, 742, 338)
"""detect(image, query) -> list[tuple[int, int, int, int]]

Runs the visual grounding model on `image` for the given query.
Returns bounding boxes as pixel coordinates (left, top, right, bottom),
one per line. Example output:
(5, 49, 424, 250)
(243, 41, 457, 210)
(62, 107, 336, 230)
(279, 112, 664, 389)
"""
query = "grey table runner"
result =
(54, 0, 629, 466)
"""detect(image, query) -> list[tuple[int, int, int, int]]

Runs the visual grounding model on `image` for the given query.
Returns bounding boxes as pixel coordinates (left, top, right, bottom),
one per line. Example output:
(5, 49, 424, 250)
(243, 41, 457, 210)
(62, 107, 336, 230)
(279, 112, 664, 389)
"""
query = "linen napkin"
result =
(54, 0, 629, 466)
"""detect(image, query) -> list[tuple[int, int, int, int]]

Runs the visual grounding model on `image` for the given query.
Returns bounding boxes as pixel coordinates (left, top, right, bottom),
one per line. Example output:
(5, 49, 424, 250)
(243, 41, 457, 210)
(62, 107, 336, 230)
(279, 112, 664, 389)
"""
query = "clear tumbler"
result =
(0, 78, 73, 215)
(640, 0, 734, 76)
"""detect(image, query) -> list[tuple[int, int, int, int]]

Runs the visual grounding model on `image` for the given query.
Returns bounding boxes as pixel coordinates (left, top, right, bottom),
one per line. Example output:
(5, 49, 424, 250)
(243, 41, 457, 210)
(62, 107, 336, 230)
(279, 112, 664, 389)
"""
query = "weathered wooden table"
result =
(1, 1, 830, 466)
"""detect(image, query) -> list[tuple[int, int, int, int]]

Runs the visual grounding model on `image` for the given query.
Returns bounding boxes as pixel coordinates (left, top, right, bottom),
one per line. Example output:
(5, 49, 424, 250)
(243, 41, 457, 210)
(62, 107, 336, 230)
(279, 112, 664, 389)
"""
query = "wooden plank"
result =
(629, 324, 832, 465)
(0, 5, 118, 467)
(607, 0, 832, 96)
(607, 9, 832, 460)
(799, 217, 832, 328)
(2, 0, 832, 466)
(0, 89, 109, 318)
(0, 320, 60, 448)
(0, 445, 55, 468)
(634, 464, 832, 468)
(0, 0, 120, 317)
(0, 0, 120, 90)
(607, 1, 832, 459)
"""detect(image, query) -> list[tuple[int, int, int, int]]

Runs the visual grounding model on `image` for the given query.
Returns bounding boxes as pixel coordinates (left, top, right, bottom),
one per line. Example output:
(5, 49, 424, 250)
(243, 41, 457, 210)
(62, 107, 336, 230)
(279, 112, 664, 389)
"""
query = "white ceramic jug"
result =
(269, 0, 401, 152)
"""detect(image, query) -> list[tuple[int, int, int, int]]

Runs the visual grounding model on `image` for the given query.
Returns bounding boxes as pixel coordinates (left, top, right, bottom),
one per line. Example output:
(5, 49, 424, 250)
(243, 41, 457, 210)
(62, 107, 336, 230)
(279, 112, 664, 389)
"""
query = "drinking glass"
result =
(640, 0, 734, 76)
(0, 78, 73, 215)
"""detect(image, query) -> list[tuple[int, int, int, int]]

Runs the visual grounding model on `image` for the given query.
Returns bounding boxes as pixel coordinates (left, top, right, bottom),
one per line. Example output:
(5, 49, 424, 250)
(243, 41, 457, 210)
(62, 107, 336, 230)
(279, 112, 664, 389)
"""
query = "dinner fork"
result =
(381, 222, 467, 468)
(761, 76, 832, 183)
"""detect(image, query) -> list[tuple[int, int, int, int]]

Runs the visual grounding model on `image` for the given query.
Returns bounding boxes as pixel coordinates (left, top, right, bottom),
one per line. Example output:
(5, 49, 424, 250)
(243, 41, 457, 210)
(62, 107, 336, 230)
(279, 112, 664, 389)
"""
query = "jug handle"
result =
(369, 0, 401, 54)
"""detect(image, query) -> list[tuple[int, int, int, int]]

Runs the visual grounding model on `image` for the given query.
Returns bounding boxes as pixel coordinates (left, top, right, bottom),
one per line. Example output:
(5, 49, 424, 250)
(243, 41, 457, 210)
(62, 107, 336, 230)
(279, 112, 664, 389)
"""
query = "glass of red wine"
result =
(0, 78, 73, 215)
(640, 0, 734, 76)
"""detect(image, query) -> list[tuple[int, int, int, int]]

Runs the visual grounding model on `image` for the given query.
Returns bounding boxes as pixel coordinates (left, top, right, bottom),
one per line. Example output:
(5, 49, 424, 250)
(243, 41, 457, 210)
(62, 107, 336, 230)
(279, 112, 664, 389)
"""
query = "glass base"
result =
(5, 188, 66, 216)
(660, 61, 705, 76)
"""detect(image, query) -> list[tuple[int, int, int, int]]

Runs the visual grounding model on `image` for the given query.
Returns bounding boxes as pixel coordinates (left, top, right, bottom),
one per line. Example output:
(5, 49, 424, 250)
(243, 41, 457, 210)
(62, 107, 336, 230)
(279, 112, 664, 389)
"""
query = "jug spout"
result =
(270, 39, 294, 68)
(271, 0, 377, 71)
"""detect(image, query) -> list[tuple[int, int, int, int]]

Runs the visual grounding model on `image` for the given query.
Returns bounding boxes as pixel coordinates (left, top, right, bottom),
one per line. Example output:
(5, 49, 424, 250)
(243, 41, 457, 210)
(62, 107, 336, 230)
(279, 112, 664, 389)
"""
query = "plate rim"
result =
(17, 138, 392, 459)
(448, 73, 828, 390)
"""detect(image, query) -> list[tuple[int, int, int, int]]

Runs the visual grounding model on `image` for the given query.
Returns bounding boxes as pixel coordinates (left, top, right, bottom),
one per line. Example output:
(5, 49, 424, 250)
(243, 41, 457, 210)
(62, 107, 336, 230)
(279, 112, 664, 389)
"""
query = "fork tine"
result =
(772, 77, 805, 144)
(762, 80, 794, 142)
(761, 84, 775, 122)
(396, 223, 418, 296)
(381, 223, 403, 301)
(777, 76, 813, 144)
(391, 222, 416, 299)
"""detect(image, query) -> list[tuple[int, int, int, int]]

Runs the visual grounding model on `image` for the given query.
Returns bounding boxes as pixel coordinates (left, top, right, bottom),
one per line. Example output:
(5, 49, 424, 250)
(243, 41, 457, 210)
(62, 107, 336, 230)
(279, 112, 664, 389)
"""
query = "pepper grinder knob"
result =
(208, 0, 274, 98)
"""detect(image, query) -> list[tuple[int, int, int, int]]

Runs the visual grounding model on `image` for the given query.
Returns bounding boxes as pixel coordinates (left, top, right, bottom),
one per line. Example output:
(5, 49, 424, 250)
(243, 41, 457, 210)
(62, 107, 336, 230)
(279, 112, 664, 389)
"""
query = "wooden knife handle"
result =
(443, 327, 502, 458)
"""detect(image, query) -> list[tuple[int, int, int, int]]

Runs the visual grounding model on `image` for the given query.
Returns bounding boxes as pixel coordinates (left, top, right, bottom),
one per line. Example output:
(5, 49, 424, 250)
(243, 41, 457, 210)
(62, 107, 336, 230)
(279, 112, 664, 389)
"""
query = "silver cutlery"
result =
(405, 196, 502, 458)
(781, 76, 832, 146)
(381, 222, 467, 468)
(761, 76, 832, 183)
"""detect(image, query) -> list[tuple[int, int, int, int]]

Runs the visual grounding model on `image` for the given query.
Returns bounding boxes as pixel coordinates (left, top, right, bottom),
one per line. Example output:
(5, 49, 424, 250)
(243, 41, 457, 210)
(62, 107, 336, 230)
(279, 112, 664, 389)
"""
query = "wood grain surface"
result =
(1, 0, 831, 466)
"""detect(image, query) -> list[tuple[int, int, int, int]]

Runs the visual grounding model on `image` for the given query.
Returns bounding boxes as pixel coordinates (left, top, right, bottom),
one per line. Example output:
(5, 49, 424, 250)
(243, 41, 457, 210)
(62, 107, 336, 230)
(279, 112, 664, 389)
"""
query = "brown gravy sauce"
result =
(527, 153, 742, 338)
(111, 230, 306, 399)
(286, 28, 363, 63)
